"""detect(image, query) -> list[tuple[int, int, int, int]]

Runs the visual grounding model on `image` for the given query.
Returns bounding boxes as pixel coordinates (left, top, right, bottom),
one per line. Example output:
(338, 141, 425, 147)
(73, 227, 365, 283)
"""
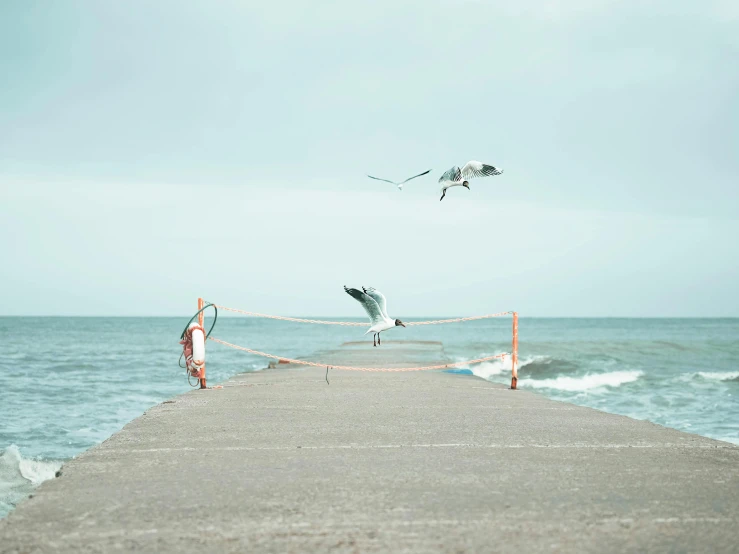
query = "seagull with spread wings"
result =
(344, 286, 406, 347)
(438, 160, 503, 201)
(367, 169, 432, 190)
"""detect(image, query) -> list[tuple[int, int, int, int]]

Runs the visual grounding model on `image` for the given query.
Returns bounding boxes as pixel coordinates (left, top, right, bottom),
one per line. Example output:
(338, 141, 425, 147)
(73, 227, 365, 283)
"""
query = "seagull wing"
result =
(367, 175, 398, 185)
(461, 160, 503, 179)
(344, 286, 384, 325)
(362, 287, 389, 319)
(438, 166, 461, 183)
(399, 169, 432, 185)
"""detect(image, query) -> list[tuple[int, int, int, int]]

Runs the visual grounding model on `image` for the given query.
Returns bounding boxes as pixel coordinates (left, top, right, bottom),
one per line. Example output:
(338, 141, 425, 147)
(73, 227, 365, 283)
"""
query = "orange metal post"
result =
(510, 312, 518, 390)
(198, 297, 206, 389)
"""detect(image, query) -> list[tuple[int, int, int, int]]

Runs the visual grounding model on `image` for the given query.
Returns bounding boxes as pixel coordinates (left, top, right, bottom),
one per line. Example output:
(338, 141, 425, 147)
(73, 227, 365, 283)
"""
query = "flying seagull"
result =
(344, 286, 406, 347)
(438, 160, 503, 201)
(367, 169, 432, 190)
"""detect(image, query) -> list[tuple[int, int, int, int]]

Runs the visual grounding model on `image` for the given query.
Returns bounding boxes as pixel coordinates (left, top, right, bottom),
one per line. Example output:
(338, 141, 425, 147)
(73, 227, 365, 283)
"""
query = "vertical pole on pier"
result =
(511, 312, 518, 390)
(198, 297, 206, 389)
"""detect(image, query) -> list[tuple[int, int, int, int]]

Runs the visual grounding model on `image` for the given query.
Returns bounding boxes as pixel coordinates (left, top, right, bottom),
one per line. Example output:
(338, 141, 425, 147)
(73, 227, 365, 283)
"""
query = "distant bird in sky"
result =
(367, 169, 432, 190)
(344, 286, 406, 347)
(438, 161, 503, 201)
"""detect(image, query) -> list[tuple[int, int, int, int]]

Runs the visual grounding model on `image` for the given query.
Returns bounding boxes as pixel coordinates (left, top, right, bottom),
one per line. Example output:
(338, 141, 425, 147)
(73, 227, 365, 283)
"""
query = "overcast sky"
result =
(1, 0, 737, 316)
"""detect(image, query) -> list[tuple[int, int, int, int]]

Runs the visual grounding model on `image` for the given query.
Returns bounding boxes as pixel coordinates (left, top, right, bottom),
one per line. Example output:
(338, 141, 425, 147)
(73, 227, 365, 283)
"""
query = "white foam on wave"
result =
(466, 355, 551, 381)
(520, 370, 644, 392)
(695, 371, 739, 382)
(471, 357, 509, 379)
(0, 445, 62, 518)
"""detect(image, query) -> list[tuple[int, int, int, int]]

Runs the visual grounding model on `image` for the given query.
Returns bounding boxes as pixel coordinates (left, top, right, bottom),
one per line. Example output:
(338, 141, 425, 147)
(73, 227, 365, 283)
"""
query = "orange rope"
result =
(214, 305, 365, 325)
(213, 304, 512, 326)
(405, 312, 513, 325)
(208, 336, 507, 372)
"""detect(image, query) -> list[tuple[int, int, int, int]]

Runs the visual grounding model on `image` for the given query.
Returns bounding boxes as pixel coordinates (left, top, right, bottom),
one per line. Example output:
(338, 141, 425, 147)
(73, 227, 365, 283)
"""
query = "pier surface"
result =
(2, 341, 738, 553)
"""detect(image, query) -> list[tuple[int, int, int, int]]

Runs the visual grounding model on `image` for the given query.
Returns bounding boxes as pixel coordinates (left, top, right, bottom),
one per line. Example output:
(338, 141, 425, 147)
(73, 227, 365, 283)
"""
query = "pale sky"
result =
(1, 1, 737, 316)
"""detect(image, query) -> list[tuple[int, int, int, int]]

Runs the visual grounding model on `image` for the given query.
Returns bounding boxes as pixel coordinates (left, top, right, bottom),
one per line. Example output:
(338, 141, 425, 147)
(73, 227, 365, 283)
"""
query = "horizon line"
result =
(1, 315, 737, 319)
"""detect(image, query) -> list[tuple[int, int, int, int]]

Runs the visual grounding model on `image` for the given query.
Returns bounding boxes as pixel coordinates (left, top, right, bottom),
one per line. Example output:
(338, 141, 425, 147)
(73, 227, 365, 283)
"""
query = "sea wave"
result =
(0, 445, 62, 519)
(695, 371, 739, 382)
(517, 355, 582, 374)
(469, 357, 508, 379)
(465, 353, 583, 380)
(519, 370, 644, 392)
(462, 354, 584, 381)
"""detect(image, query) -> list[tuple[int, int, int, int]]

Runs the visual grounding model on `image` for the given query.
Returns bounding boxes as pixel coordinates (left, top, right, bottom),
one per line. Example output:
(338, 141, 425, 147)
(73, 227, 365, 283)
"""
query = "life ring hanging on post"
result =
(179, 299, 218, 389)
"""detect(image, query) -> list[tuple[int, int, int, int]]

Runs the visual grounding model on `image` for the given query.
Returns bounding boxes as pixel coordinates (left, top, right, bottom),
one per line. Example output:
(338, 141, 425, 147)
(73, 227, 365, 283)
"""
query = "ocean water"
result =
(1, 316, 738, 518)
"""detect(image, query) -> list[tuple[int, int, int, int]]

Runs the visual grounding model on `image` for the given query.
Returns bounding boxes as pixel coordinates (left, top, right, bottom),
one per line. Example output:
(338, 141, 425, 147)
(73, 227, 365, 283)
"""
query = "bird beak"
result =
(400, 322, 406, 327)
(463, 183, 470, 190)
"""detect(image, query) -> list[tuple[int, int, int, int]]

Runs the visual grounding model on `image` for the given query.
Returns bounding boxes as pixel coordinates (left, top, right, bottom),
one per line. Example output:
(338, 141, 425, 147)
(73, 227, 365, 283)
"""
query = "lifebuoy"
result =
(190, 322, 205, 373)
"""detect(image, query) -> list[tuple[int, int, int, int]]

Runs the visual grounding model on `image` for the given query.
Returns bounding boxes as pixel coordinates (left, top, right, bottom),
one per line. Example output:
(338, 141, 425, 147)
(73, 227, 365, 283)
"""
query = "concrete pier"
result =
(1, 340, 738, 553)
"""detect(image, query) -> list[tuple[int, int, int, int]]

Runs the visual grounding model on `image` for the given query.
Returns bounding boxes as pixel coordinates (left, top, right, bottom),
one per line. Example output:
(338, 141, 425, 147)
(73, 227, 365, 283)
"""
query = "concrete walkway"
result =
(1, 341, 738, 553)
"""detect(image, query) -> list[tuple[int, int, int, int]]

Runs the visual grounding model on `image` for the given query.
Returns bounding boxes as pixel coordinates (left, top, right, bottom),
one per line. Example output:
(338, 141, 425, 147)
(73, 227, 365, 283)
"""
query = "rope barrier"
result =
(208, 336, 507, 372)
(214, 305, 365, 325)
(405, 312, 513, 325)
(213, 304, 512, 326)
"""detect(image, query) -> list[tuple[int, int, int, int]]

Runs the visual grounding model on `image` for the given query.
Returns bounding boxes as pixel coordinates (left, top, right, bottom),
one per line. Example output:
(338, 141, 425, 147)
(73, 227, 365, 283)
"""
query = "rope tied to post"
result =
(213, 304, 512, 326)
(208, 336, 507, 372)
(180, 300, 518, 386)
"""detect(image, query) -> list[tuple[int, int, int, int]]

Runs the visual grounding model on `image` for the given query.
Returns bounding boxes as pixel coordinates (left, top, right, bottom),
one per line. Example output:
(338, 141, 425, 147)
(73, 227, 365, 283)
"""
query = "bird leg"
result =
(378, 333, 381, 345)
(373, 333, 377, 347)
